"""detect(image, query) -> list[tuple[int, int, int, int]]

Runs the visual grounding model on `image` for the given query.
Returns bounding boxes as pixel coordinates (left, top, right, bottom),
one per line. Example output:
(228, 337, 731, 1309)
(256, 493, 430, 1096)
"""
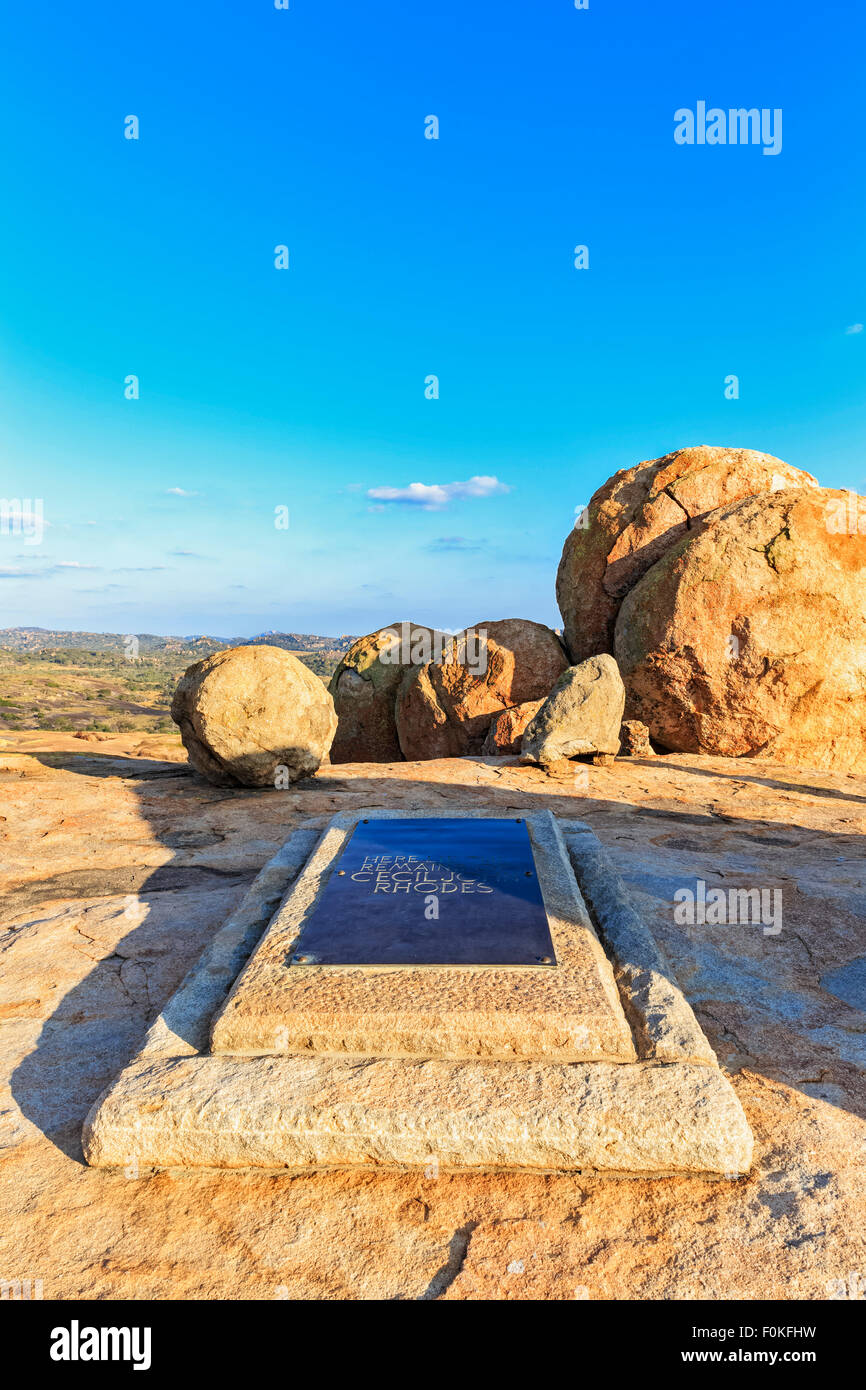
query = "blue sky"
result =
(1, 0, 863, 638)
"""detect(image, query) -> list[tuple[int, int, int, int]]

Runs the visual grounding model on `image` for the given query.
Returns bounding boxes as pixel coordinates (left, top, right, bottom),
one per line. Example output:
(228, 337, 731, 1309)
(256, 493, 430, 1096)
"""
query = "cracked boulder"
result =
(613, 489, 866, 770)
(328, 622, 447, 762)
(556, 445, 818, 663)
(396, 620, 568, 760)
(171, 645, 337, 787)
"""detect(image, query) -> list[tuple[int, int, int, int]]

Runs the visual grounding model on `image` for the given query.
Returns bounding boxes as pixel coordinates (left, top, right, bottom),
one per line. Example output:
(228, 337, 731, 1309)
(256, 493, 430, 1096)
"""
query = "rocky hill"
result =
(0, 628, 357, 656)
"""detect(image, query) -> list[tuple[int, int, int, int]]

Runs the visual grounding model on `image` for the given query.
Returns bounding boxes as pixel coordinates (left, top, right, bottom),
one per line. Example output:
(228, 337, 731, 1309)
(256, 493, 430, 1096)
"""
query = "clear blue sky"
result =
(1, 0, 863, 638)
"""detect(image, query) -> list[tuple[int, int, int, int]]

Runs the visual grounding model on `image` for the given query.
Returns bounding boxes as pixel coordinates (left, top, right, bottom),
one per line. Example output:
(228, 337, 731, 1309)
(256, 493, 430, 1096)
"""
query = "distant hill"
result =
(242, 631, 357, 653)
(0, 627, 358, 656)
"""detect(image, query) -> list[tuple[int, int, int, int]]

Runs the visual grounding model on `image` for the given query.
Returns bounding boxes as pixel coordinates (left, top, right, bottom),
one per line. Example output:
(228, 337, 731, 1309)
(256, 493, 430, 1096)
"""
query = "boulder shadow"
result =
(8, 752, 263, 1162)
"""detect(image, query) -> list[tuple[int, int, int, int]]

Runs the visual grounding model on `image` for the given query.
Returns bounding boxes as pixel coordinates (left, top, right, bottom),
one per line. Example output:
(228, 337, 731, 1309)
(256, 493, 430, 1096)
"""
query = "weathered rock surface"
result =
(2, 730, 866, 1298)
(557, 446, 818, 663)
(620, 720, 654, 756)
(522, 655, 625, 765)
(481, 700, 544, 755)
(614, 489, 866, 771)
(396, 619, 567, 760)
(171, 645, 337, 787)
(328, 622, 444, 763)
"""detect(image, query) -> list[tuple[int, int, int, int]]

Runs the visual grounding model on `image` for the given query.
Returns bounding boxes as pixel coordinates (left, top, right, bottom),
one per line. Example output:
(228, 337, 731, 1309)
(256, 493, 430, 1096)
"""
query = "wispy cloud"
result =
(425, 535, 486, 552)
(845, 323, 863, 335)
(366, 475, 510, 511)
(166, 487, 200, 497)
(0, 561, 99, 578)
(0, 565, 51, 580)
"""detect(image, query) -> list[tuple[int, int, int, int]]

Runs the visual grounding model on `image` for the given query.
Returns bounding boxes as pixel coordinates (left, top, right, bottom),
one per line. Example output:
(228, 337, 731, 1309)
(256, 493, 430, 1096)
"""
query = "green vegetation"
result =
(0, 644, 345, 735)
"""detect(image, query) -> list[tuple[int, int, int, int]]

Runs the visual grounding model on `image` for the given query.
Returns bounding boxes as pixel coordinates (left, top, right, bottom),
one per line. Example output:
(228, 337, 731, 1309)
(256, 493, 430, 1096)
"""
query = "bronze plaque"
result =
(290, 817, 556, 967)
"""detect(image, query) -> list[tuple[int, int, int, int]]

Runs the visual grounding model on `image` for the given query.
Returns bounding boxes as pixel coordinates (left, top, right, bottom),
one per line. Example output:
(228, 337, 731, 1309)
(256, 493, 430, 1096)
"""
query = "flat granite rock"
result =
(5, 735, 863, 1296)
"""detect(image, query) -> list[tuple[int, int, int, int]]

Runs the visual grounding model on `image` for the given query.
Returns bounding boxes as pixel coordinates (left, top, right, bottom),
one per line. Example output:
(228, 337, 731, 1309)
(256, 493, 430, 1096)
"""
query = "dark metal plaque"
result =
(290, 817, 556, 967)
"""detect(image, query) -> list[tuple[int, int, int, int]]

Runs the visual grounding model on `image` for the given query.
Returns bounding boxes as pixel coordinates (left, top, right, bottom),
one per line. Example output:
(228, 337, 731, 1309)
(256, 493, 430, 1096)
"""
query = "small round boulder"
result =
(171, 645, 337, 787)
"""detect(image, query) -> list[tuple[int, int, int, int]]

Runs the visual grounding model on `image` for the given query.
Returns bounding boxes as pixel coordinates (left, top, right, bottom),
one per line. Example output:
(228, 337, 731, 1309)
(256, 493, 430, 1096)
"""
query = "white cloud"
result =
(166, 487, 200, 496)
(366, 475, 510, 510)
(845, 323, 863, 335)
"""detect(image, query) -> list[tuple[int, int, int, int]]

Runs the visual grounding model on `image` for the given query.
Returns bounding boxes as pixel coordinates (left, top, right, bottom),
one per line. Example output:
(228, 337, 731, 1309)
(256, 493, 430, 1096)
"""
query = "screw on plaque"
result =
(538, 955, 552, 964)
(293, 953, 318, 965)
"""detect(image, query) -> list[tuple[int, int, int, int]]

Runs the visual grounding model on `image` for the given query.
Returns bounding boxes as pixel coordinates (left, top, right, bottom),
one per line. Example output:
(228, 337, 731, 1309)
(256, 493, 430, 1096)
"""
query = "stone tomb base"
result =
(83, 810, 753, 1175)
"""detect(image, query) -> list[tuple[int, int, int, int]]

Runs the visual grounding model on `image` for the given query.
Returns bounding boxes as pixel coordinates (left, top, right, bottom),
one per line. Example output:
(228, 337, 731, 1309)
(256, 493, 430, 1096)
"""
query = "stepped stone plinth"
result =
(83, 810, 753, 1176)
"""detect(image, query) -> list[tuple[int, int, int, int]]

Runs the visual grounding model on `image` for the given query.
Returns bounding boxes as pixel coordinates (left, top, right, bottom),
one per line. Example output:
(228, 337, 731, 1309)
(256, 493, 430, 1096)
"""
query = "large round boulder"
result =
(171, 645, 337, 786)
(556, 446, 818, 662)
(614, 489, 866, 771)
(328, 622, 446, 762)
(396, 618, 568, 760)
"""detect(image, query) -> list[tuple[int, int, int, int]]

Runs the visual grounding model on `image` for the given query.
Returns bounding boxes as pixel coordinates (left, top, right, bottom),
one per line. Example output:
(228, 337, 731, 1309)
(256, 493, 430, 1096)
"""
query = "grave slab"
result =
(209, 810, 638, 1063)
